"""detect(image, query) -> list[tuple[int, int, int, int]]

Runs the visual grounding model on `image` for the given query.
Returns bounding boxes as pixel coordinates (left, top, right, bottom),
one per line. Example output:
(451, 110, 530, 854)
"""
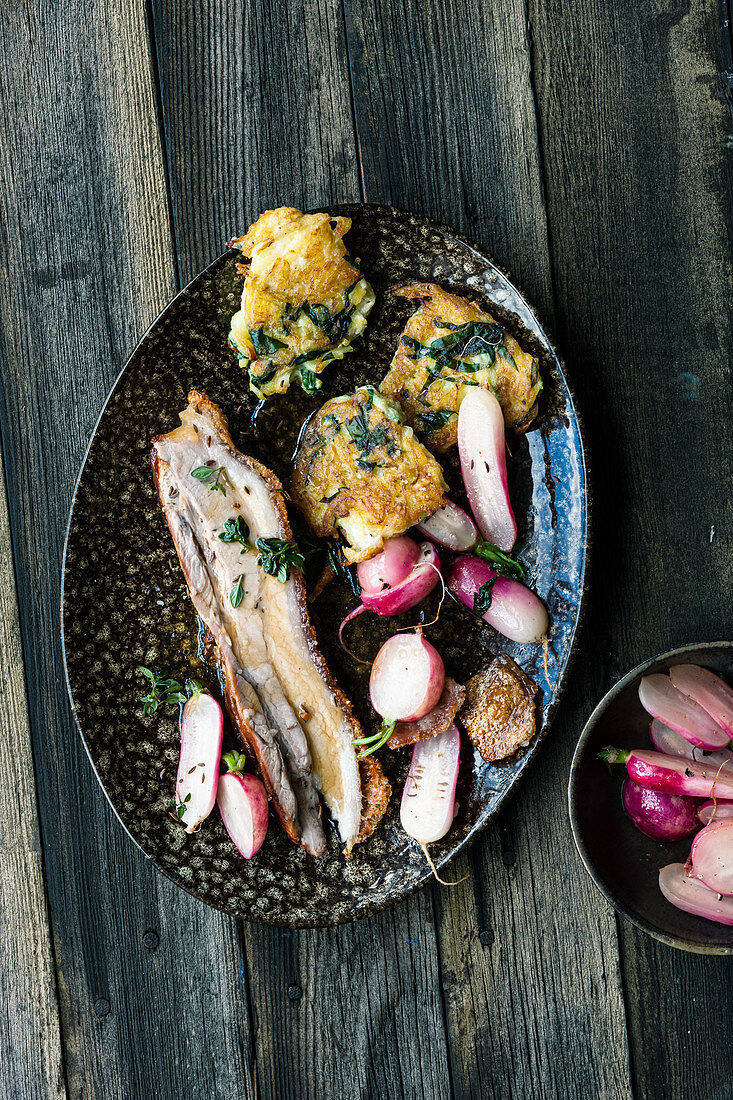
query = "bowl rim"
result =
(568, 639, 733, 955)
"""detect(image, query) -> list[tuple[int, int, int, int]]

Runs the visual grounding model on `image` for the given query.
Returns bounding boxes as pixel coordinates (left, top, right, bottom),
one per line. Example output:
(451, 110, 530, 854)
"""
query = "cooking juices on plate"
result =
(143, 206, 552, 873)
(601, 664, 733, 926)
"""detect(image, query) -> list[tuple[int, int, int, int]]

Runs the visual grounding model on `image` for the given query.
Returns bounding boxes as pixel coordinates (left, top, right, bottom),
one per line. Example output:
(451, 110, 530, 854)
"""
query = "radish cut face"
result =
(659, 863, 733, 926)
(358, 540, 440, 617)
(416, 497, 478, 552)
(400, 723, 461, 844)
(649, 719, 733, 768)
(691, 820, 733, 894)
(638, 674, 730, 749)
(698, 800, 733, 826)
(217, 772, 269, 859)
(369, 633, 445, 722)
(669, 664, 733, 738)
(457, 388, 516, 551)
(176, 691, 224, 833)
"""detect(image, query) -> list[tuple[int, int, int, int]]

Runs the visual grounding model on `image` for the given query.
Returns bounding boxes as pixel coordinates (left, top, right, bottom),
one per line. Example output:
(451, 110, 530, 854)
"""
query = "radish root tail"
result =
(541, 634, 556, 695)
(419, 843, 470, 887)
(338, 604, 370, 664)
(410, 562, 446, 631)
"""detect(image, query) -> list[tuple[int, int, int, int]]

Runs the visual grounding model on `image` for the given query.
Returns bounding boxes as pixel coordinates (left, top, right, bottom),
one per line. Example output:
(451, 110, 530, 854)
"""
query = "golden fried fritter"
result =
(458, 654, 538, 762)
(291, 386, 447, 563)
(228, 208, 375, 398)
(380, 283, 542, 451)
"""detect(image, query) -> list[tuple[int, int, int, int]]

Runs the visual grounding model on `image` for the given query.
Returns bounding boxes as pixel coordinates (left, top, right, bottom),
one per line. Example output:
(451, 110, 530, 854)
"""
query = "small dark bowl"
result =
(569, 641, 733, 954)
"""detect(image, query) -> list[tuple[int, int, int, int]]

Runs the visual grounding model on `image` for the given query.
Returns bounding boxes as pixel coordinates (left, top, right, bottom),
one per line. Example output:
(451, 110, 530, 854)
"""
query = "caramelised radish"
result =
(659, 863, 733, 926)
(447, 555, 548, 644)
(416, 497, 478, 552)
(669, 664, 733, 738)
(698, 800, 733, 825)
(339, 537, 441, 650)
(217, 753, 269, 860)
(691, 819, 733, 894)
(458, 388, 516, 551)
(175, 684, 223, 833)
(622, 778, 700, 841)
(401, 723, 461, 844)
(356, 633, 445, 757)
(638, 674, 729, 750)
(600, 747, 733, 800)
(649, 718, 733, 769)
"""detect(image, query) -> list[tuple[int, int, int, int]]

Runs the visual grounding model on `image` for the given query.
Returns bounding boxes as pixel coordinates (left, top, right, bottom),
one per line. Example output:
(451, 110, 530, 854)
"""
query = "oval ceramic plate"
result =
(569, 641, 733, 954)
(62, 205, 589, 926)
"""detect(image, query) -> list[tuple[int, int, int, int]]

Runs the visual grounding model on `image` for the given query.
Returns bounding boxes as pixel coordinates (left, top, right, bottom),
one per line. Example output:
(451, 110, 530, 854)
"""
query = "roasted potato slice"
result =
(459, 654, 538, 762)
(291, 386, 447, 564)
(380, 283, 542, 451)
(228, 207, 375, 398)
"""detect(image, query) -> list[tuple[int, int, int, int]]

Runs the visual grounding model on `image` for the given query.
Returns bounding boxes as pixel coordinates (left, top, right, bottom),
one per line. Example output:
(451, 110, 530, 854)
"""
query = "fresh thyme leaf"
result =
(139, 667, 186, 715)
(249, 327, 287, 357)
(326, 543, 361, 598)
(473, 578, 498, 615)
(190, 465, 233, 496)
(166, 791, 192, 821)
(474, 542, 526, 579)
(222, 749, 246, 774)
(230, 576, 244, 608)
(416, 408, 455, 433)
(218, 516, 251, 553)
(256, 537, 305, 582)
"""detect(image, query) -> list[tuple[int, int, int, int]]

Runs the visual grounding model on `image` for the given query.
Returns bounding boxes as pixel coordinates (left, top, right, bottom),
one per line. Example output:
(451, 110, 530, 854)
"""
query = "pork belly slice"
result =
(151, 390, 365, 853)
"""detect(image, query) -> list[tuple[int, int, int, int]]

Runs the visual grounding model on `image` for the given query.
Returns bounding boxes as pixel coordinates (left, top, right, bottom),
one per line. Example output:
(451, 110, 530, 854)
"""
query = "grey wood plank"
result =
(0, 445, 67, 1099)
(150, 2, 455, 1096)
(0, 3, 256, 1097)
(527, 0, 733, 1097)
(343, 1, 635, 1096)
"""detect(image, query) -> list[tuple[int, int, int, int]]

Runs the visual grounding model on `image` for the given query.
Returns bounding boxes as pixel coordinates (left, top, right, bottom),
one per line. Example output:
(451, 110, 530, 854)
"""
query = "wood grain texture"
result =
(0, 3, 255, 1098)
(150, 4, 455, 1097)
(0, 445, 66, 1098)
(528, 0, 733, 1097)
(343, 1, 634, 1096)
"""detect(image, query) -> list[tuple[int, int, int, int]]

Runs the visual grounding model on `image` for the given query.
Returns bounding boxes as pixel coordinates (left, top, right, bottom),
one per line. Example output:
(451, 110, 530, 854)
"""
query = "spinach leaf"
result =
(416, 408, 455, 433)
(249, 327, 287, 357)
(473, 578, 498, 615)
(474, 541, 526, 580)
(326, 543, 361, 598)
(298, 367, 322, 395)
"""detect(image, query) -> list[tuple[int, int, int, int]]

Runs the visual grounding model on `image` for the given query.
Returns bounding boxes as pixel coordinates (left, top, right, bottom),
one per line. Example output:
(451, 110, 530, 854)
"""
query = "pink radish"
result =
(622, 778, 700, 841)
(339, 538, 441, 651)
(698, 800, 733, 826)
(401, 723, 461, 844)
(600, 747, 733, 800)
(659, 863, 733, 926)
(416, 497, 478, 551)
(217, 766, 269, 860)
(691, 819, 733, 894)
(649, 718, 733, 769)
(356, 633, 445, 758)
(458, 388, 516, 550)
(175, 686, 224, 833)
(669, 664, 733, 738)
(638, 674, 729, 750)
(447, 555, 548, 644)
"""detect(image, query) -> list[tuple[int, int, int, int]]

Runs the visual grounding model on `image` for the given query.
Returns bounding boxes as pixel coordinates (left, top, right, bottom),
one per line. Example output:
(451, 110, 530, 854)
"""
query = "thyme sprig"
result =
(256, 537, 305, 582)
(191, 464, 234, 496)
(139, 667, 187, 715)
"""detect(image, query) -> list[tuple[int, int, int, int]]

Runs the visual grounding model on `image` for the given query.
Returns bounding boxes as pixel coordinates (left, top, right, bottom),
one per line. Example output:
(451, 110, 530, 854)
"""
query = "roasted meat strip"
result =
(152, 391, 365, 854)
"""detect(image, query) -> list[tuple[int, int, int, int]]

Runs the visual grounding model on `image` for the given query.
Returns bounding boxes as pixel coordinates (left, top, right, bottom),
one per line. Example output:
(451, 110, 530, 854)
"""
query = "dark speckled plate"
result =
(62, 205, 589, 927)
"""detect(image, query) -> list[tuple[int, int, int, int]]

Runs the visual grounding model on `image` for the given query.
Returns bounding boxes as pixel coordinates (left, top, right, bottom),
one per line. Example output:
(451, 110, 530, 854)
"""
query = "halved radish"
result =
(175, 687, 223, 833)
(416, 497, 478, 551)
(638, 674, 730, 750)
(600, 747, 733, 800)
(458, 388, 516, 551)
(649, 718, 733, 768)
(401, 723, 461, 844)
(691, 819, 733, 894)
(217, 771, 269, 859)
(669, 664, 733, 738)
(698, 800, 733, 826)
(659, 863, 733, 926)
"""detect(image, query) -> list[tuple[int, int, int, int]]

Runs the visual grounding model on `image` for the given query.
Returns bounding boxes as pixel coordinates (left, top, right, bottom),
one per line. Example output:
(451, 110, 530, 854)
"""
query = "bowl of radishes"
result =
(568, 641, 733, 954)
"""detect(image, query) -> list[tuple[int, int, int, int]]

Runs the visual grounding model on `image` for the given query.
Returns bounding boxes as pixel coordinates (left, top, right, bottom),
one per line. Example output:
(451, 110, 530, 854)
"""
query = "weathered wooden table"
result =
(2, 2, 731, 1097)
